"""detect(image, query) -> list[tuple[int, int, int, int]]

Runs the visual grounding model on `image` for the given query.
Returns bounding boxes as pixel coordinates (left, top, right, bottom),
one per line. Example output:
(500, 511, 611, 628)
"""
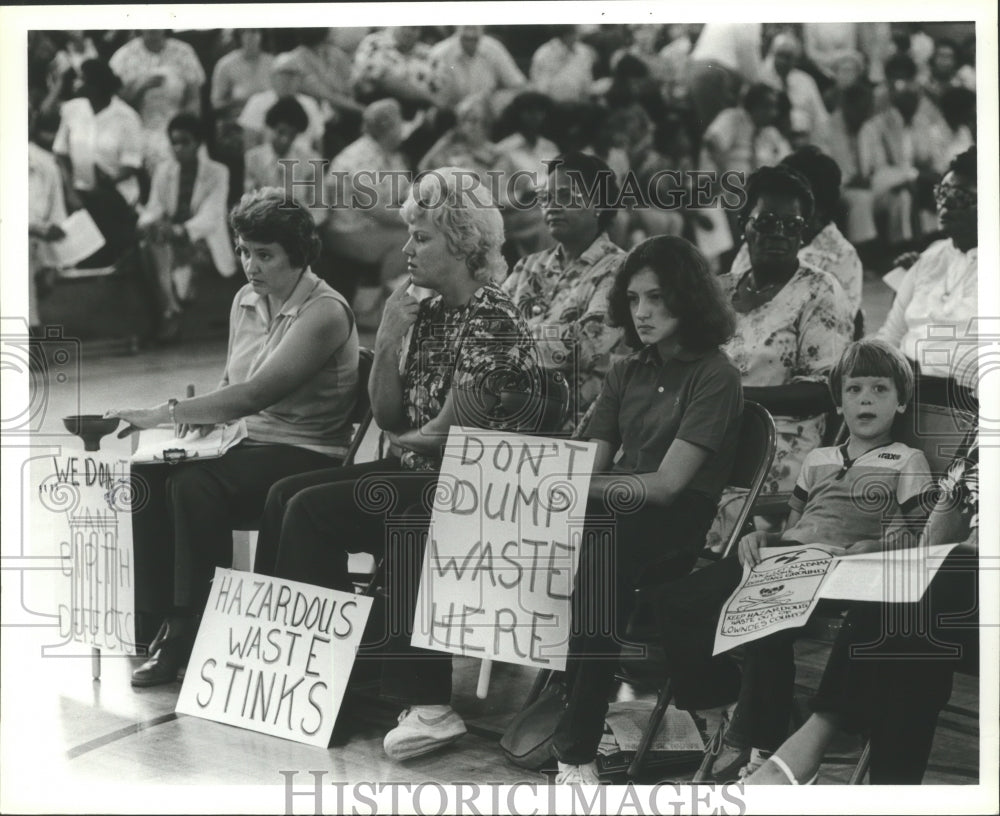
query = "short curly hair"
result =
(229, 187, 322, 269)
(738, 164, 815, 226)
(400, 167, 506, 284)
(607, 235, 736, 352)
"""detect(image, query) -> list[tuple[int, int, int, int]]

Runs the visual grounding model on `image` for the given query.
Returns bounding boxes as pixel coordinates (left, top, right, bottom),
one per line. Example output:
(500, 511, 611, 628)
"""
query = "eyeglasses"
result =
(933, 183, 976, 210)
(533, 185, 587, 208)
(745, 212, 806, 237)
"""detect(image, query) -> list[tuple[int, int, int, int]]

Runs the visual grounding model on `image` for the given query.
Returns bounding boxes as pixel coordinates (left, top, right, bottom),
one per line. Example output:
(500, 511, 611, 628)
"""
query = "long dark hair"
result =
(607, 235, 736, 352)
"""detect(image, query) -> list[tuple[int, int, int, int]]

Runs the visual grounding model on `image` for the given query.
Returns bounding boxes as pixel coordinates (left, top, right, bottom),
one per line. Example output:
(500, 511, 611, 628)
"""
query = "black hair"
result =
(738, 164, 815, 225)
(884, 53, 918, 81)
(780, 146, 842, 222)
(948, 145, 977, 182)
(167, 112, 206, 144)
(229, 187, 322, 269)
(933, 37, 959, 56)
(80, 58, 121, 96)
(743, 83, 777, 111)
(295, 27, 330, 48)
(939, 86, 976, 132)
(842, 80, 874, 111)
(607, 235, 736, 352)
(546, 151, 621, 232)
(265, 95, 309, 133)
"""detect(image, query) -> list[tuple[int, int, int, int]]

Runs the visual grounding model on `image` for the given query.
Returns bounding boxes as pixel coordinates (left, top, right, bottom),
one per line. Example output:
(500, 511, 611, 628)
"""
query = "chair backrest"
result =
(893, 402, 977, 477)
(719, 401, 777, 558)
(343, 346, 375, 466)
(352, 347, 374, 423)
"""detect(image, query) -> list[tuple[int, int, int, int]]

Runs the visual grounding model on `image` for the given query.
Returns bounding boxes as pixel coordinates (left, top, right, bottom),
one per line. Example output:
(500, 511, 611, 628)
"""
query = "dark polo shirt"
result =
(583, 344, 744, 499)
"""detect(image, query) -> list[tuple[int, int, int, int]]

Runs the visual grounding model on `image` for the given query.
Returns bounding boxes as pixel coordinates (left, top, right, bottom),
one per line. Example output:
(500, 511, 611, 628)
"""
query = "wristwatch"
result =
(167, 398, 179, 425)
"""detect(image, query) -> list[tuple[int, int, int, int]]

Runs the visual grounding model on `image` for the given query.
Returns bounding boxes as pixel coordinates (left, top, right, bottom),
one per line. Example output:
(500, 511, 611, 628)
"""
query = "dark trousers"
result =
(811, 551, 978, 783)
(551, 491, 716, 764)
(658, 552, 844, 752)
(255, 459, 450, 704)
(655, 555, 745, 712)
(131, 443, 334, 640)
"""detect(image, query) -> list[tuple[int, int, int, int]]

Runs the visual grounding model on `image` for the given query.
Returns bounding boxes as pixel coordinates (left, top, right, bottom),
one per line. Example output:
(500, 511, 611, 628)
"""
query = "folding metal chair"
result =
(623, 401, 776, 778)
(516, 402, 777, 779)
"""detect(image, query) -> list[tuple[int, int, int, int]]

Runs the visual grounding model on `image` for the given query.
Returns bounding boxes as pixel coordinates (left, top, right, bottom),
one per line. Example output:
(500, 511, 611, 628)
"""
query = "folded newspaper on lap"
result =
(130, 421, 248, 464)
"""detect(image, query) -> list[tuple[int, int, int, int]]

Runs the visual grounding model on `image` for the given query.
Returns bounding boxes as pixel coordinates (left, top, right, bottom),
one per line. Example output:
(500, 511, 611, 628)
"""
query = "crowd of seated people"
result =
(27, 22, 977, 341)
(22, 22, 983, 785)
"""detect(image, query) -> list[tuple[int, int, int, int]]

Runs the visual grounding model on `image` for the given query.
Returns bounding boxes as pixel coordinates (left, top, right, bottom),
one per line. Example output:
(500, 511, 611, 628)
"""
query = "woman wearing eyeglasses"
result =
(876, 146, 978, 411)
(720, 165, 854, 502)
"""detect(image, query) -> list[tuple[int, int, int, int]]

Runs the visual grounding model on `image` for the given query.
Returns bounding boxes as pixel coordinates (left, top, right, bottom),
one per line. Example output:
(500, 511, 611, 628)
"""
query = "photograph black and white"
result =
(1, 3, 996, 814)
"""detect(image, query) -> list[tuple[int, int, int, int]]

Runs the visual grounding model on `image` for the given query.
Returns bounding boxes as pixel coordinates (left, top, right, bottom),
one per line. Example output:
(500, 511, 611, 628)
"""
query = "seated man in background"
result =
(429, 25, 526, 116)
(857, 53, 944, 246)
(324, 98, 411, 315)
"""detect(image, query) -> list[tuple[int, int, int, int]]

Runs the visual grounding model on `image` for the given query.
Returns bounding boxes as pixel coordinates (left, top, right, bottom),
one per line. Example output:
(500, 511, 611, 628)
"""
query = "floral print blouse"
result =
(400, 282, 540, 471)
(719, 262, 853, 493)
(502, 232, 626, 432)
(938, 430, 979, 532)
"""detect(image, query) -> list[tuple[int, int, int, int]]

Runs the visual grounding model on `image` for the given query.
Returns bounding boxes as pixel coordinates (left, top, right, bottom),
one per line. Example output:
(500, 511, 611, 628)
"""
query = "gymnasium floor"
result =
(0, 270, 986, 812)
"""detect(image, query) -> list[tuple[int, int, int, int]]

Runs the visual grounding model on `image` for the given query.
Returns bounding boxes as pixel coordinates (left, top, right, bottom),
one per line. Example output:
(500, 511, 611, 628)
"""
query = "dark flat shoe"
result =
(131, 647, 184, 687)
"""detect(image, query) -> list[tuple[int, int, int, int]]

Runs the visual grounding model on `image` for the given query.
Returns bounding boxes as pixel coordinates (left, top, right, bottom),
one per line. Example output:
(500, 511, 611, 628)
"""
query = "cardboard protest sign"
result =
(410, 428, 596, 671)
(27, 451, 137, 656)
(713, 546, 837, 655)
(176, 568, 372, 747)
(713, 542, 966, 654)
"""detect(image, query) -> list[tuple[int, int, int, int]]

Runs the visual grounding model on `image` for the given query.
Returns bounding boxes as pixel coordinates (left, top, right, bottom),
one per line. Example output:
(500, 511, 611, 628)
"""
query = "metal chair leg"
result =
(849, 739, 871, 784)
(627, 679, 673, 780)
(91, 647, 101, 681)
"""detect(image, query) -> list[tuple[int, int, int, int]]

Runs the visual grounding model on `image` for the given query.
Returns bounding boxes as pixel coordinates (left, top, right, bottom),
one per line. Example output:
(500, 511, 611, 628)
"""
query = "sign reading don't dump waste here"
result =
(411, 428, 596, 671)
(176, 569, 372, 747)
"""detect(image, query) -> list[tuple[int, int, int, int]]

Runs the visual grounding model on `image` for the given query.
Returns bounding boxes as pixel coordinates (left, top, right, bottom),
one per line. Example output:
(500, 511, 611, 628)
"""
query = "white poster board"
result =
(714, 545, 837, 655)
(176, 568, 372, 747)
(410, 428, 596, 671)
(713, 542, 965, 654)
(28, 451, 137, 656)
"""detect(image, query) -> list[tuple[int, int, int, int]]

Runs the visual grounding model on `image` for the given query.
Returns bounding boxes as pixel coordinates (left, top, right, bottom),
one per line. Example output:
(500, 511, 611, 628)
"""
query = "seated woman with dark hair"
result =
(108, 188, 359, 686)
(551, 235, 744, 784)
(138, 112, 238, 342)
(716, 164, 854, 505)
(729, 145, 864, 317)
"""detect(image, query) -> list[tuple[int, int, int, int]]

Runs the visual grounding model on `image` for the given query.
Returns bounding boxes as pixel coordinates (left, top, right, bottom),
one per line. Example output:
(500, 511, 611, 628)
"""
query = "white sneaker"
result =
(555, 761, 601, 784)
(383, 706, 467, 760)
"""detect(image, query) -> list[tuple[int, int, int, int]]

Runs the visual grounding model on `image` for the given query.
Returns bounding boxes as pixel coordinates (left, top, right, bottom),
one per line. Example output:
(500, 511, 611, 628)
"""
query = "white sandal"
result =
(767, 754, 818, 785)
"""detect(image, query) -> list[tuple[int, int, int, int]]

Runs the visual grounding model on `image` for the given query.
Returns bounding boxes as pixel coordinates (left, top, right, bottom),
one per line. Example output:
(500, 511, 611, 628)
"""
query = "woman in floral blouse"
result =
(254, 167, 542, 760)
(707, 164, 853, 550)
(746, 428, 979, 784)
